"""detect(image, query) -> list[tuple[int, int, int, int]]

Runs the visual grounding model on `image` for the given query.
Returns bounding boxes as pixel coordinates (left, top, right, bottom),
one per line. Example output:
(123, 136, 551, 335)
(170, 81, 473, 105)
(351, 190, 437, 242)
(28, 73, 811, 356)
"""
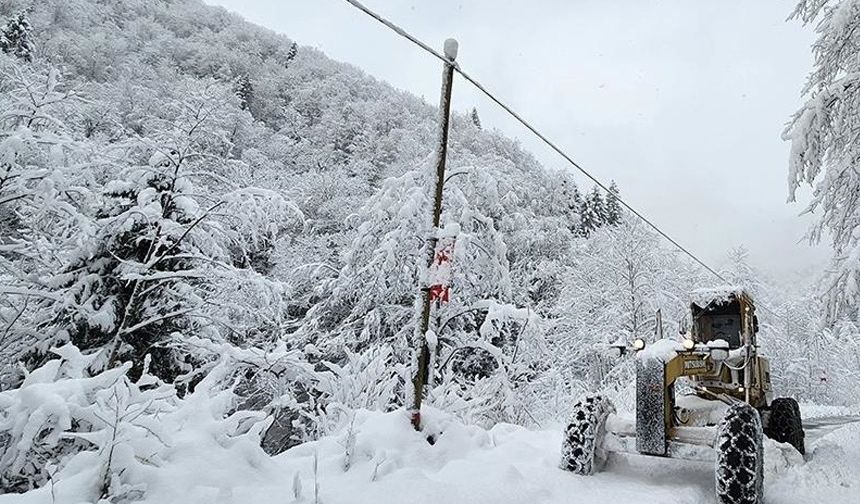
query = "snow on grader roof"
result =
(689, 285, 750, 307)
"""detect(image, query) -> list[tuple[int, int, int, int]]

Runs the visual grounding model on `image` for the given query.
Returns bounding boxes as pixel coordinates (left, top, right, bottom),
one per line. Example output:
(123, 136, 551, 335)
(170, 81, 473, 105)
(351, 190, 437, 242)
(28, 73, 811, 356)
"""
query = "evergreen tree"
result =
(470, 107, 482, 129)
(572, 184, 584, 215)
(605, 180, 622, 225)
(577, 197, 591, 238)
(285, 41, 298, 67)
(558, 174, 582, 233)
(579, 186, 606, 237)
(572, 184, 585, 235)
(0, 12, 33, 62)
(235, 74, 253, 111)
(50, 167, 208, 380)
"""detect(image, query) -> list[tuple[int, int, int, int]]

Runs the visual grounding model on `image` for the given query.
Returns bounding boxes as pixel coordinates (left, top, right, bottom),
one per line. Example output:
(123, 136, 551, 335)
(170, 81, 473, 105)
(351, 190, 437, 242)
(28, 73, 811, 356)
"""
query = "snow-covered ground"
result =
(7, 406, 857, 504)
(274, 409, 858, 504)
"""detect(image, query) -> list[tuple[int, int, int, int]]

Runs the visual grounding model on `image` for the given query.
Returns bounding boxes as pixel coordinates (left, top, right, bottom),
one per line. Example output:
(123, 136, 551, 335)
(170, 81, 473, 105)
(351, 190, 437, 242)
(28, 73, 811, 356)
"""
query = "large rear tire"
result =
(764, 397, 805, 455)
(560, 394, 614, 475)
(715, 403, 764, 504)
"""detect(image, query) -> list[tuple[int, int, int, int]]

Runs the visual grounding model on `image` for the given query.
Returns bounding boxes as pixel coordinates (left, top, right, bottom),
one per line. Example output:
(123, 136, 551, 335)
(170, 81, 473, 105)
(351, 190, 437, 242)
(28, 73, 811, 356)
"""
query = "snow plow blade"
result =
(603, 415, 715, 463)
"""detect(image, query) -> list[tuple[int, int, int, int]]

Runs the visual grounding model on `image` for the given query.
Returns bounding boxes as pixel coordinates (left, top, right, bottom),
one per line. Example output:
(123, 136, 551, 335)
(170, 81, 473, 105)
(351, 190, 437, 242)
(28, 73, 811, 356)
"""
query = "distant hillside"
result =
(0, 0, 651, 447)
(2, 0, 618, 324)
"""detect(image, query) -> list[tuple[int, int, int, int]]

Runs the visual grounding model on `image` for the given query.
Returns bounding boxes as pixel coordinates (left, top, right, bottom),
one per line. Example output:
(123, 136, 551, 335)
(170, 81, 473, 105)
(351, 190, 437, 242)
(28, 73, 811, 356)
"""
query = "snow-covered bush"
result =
(426, 300, 551, 427)
(0, 344, 128, 492)
(428, 372, 516, 427)
(0, 55, 92, 387)
(763, 313, 860, 406)
(171, 336, 319, 454)
(312, 345, 405, 434)
(0, 343, 273, 500)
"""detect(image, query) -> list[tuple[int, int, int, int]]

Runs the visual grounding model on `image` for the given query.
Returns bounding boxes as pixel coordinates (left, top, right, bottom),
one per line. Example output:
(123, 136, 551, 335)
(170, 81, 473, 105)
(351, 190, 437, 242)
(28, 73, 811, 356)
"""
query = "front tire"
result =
(764, 397, 805, 455)
(560, 394, 614, 475)
(715, 403, 764, 504)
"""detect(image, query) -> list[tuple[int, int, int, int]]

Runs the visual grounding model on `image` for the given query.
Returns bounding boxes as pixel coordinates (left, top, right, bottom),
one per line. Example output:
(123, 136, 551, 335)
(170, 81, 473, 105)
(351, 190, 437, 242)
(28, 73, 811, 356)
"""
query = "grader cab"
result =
(560, 289, 804, 504)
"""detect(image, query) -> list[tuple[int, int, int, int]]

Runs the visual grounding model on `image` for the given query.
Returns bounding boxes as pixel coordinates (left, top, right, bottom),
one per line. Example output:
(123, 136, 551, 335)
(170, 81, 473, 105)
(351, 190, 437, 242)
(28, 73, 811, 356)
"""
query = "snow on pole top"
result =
(444, 38, 458, 60)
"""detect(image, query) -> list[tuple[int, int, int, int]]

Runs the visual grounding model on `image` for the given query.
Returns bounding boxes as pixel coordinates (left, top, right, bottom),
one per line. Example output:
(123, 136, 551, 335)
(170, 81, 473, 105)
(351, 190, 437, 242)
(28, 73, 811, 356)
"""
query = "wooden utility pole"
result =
(410, 38, 458, 431)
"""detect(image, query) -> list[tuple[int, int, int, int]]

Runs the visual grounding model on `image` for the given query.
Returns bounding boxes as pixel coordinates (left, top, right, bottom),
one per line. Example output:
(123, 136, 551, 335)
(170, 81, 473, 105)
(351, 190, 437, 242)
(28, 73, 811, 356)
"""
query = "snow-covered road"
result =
(254, 408, 858, 504)
(804, 415, 860, 443)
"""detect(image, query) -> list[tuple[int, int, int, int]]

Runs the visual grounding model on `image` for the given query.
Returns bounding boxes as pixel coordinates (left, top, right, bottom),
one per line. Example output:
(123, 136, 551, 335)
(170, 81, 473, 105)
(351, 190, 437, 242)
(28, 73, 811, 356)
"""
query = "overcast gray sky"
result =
(208, 0, 828, 281)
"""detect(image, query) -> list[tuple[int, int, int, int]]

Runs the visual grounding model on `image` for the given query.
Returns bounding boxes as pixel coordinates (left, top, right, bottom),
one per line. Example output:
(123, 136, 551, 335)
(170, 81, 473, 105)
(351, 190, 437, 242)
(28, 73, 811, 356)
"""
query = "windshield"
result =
(697, 314, 741, 348)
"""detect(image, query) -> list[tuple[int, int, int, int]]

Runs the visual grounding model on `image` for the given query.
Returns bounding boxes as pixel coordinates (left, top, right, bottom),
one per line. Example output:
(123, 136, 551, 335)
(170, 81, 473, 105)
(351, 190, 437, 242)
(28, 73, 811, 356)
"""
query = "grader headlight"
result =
(682, 338, 695, 351)
(632, 338, 646, 351)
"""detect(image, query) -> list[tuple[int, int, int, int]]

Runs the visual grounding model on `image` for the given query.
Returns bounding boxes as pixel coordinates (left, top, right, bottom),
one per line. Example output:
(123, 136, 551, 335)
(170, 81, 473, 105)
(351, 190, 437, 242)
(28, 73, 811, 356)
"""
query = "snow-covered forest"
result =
(0, 0, 859, 503)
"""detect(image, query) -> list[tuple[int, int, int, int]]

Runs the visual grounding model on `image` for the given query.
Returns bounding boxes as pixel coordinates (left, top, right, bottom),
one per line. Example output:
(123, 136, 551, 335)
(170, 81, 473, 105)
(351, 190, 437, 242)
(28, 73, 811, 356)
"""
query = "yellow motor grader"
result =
(560, 289, 804, 504)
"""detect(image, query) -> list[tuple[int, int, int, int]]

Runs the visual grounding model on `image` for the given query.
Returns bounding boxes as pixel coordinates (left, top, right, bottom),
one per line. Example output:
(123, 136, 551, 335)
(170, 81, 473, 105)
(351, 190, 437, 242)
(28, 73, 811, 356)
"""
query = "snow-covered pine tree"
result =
(0, 12, 33, 63)
(46, 161, 221, 380)
(590, 186, 607, 224)
(579, 186, 606, 237)
(235, 74, 253, 111)
(571, 183, 584, 211)
(785, 0, 860, 322)
(577, 196, 592, 237)
(285, 41, 298, 66)
(470, 107, 482, 130)
(555, 173, 582, 233)
(571, 183, 584, 233)
(605, 180, 622, 225)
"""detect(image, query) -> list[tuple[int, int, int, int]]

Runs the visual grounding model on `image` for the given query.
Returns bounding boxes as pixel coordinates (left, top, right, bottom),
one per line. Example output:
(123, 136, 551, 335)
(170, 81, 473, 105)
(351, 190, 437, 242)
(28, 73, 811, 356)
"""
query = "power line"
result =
(454, 67, 731, 283)
(339, 0, 779, 318)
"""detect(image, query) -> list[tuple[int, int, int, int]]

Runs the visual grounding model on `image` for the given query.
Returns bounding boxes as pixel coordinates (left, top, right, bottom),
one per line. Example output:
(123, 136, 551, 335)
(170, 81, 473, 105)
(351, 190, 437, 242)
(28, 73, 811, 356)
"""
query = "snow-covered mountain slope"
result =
(0, 0, 617, 392)
(4, 406, 855, 504)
